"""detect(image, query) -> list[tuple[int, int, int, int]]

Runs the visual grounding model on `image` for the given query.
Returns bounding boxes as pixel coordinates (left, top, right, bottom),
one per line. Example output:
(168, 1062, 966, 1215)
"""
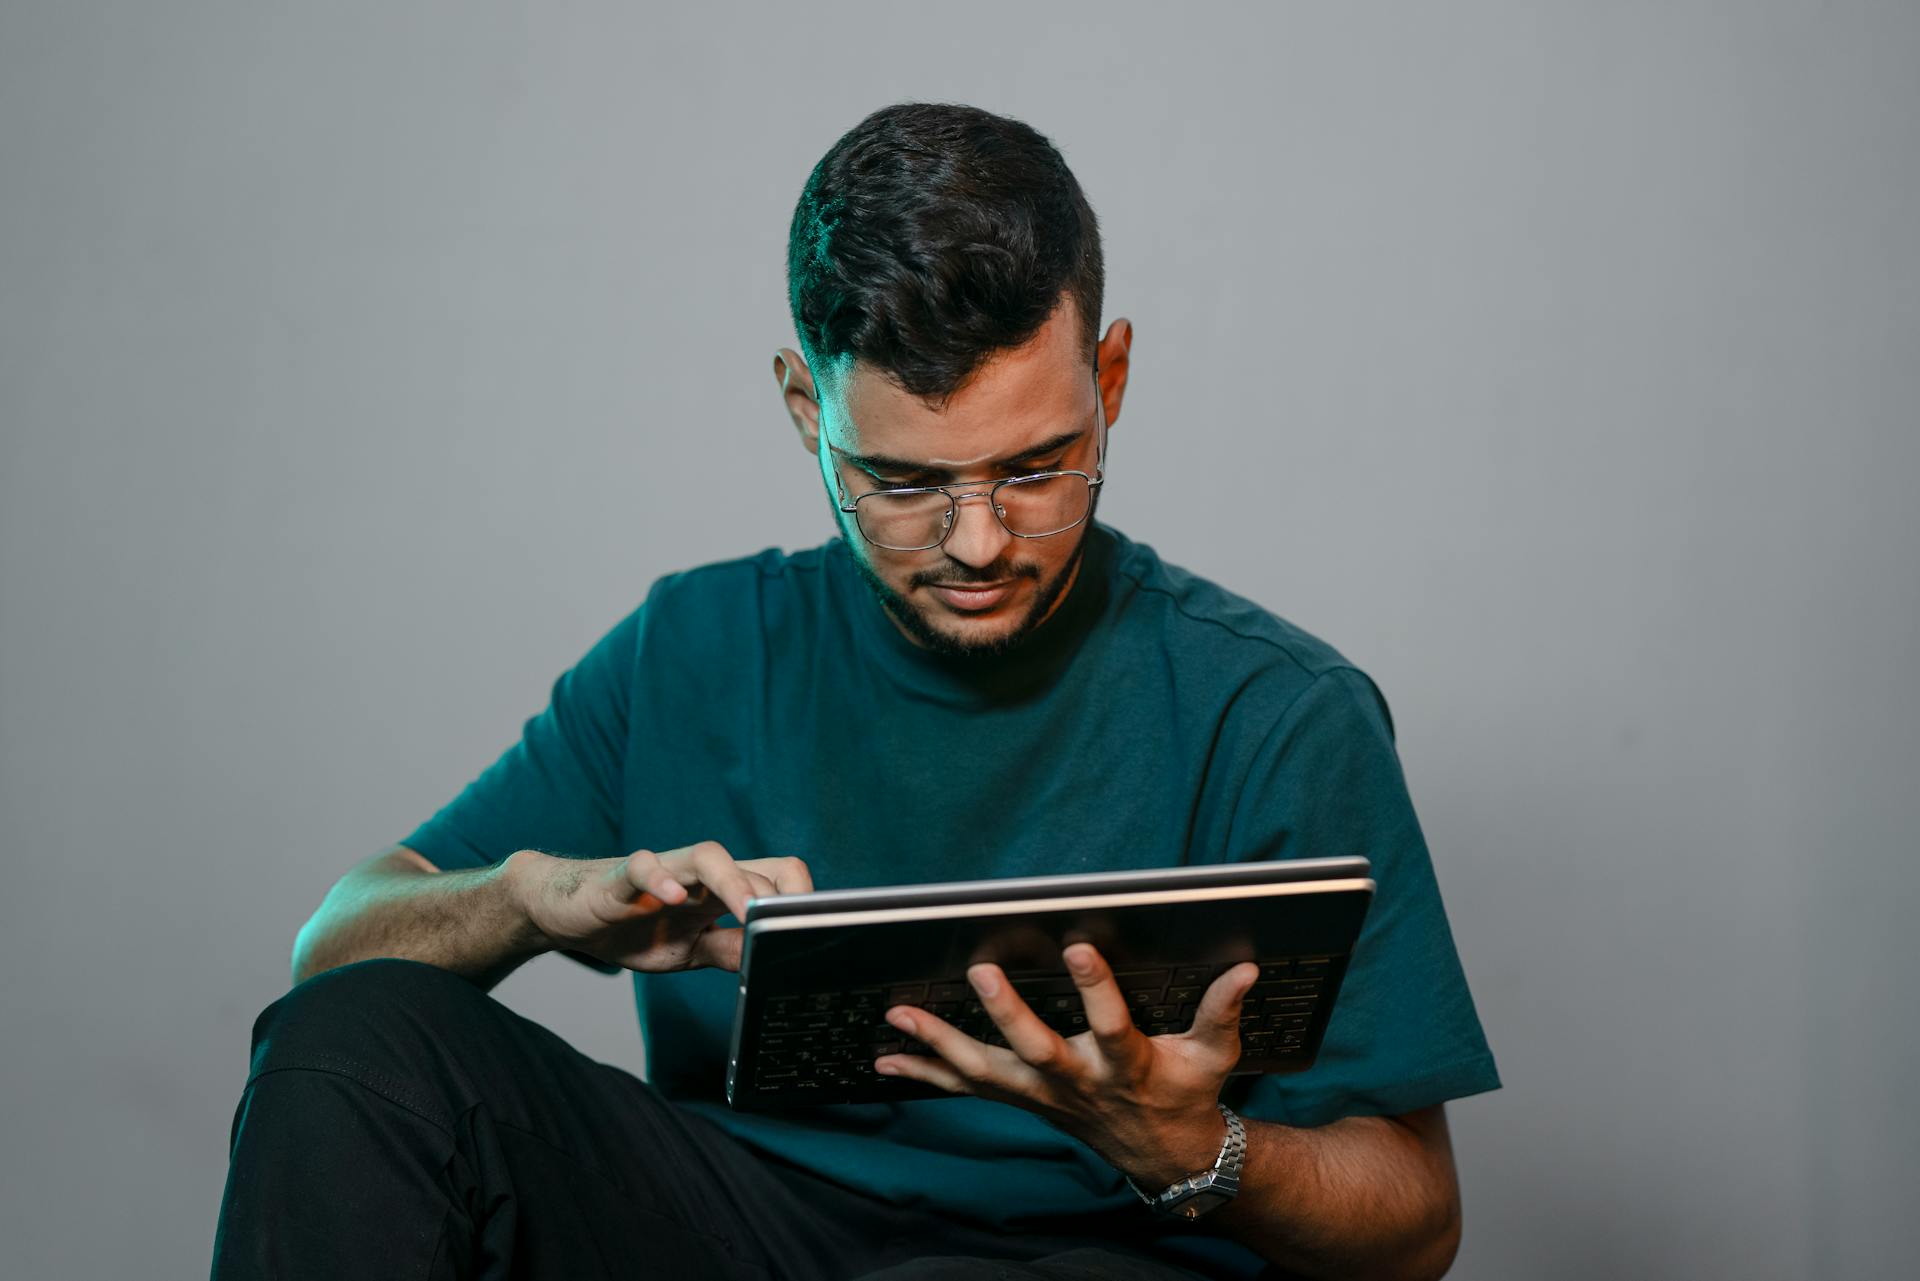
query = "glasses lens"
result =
(855, 489, 952, 551)
(994, 473, 1092, 538)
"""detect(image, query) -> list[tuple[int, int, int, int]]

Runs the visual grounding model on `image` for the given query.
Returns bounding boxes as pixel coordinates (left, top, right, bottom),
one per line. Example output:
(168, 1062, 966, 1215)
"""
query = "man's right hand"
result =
(505, 841, 813, 974)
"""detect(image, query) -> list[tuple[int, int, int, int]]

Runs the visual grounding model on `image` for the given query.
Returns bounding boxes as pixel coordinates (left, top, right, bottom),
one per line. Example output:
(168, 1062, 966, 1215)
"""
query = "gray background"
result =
(3, 2, 1915, 1277)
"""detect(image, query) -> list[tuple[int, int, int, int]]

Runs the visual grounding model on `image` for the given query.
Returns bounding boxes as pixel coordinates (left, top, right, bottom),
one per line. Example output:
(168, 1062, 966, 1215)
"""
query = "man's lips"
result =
(924, 580, 1018, 611)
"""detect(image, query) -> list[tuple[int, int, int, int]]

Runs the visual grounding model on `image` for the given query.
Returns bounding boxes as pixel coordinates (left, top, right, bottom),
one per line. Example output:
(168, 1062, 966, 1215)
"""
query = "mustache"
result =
(911, 563, 1042, 589)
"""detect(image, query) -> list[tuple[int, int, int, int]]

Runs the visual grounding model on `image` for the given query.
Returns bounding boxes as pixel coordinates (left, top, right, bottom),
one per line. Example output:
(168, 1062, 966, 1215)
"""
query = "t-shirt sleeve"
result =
(399, 607, 642, 874)
(1219, 665, 1500, 1128)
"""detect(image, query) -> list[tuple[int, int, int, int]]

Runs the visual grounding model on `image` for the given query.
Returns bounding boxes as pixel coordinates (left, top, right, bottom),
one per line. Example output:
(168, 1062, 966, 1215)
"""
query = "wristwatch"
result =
(1124, 1103, 1246, 1221)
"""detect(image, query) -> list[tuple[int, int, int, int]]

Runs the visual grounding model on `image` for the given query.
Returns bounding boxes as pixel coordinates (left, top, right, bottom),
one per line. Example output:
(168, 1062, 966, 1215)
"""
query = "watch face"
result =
(1171, 1190, 1231, 1220)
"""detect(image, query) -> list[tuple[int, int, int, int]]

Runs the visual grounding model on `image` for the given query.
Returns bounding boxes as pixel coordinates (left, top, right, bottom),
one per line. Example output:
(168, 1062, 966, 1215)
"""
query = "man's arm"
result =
(875, 949, 1467, 1281)
(290, 840, 815, 992)
(1151, 1103, 1462, 1281)
(290, 844, 549, 991)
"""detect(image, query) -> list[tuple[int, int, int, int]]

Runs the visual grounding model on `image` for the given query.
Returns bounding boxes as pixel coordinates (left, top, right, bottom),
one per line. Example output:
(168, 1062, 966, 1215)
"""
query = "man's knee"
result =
(247, 957, 490, 1072)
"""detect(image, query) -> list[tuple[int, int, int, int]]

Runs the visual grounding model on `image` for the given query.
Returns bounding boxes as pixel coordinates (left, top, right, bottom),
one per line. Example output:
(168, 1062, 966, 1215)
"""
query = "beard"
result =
(845, 525, 1093, 661)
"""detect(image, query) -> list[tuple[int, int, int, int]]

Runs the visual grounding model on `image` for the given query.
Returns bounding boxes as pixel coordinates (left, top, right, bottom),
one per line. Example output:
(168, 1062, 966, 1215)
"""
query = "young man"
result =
(213, 103, 1499, 1281)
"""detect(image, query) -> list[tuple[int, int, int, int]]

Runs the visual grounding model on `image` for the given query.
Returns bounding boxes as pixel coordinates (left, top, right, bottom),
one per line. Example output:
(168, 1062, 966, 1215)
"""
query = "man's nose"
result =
(941, 487, 1012, 568)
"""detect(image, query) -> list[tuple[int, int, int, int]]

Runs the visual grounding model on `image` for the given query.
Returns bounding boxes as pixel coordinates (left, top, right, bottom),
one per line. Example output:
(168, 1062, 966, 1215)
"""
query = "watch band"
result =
(1124, 1103, 1246, 1220)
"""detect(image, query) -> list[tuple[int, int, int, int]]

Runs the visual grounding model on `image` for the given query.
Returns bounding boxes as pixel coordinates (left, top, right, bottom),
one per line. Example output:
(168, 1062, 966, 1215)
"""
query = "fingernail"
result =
(876, 1060, 898, 1075)
(1064, 947, 1091, 975)
(970, 966, 1000, 998)
(888, 1009, 915, 1033)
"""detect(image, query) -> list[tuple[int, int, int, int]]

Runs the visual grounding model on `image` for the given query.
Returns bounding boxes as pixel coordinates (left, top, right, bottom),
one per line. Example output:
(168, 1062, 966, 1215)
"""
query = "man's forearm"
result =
(1185, 1109, 1461, 1281)
(291, 846, 550, 990)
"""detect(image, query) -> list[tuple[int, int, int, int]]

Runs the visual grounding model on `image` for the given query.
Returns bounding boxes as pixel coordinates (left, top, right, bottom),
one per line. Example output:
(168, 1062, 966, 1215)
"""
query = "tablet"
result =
(724, 856, 1374, 1109)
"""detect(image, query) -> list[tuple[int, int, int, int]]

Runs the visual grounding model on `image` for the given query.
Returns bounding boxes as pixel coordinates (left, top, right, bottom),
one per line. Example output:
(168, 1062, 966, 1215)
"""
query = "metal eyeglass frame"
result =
(827, 367, 1108, 553)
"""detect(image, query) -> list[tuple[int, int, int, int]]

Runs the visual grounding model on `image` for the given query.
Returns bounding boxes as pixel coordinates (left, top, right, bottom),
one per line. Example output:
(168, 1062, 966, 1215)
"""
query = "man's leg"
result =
(211, 958, 866, 1280)
(760, 1149, 1225, 1281)
(845, 1252, 1218, 1281)
(211, 957, 1226, 1280)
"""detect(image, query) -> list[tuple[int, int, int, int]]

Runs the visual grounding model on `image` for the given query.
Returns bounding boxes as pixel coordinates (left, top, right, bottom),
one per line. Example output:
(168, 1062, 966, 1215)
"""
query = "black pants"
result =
(210, 959, 1227, 1280)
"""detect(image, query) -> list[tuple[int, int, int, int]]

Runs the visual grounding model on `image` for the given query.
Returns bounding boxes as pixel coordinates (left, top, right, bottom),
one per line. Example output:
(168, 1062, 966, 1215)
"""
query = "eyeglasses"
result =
(827, 368, 1107, 553)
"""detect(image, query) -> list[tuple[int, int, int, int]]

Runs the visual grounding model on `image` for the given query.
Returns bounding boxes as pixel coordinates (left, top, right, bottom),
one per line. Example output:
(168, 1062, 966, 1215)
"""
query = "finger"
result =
(617, 850, 687, 906)
(733, 870, 782, 919)
(681, 841, 759, 921)
(1186, 962, 1261, 1063)
(767, 856, 813, 896)
(879, 1001, 1047, 1099)
(1061, 943, 1145, 1063)
(873, 1049, 971, 1096)
(967, 964, 1076, 1077)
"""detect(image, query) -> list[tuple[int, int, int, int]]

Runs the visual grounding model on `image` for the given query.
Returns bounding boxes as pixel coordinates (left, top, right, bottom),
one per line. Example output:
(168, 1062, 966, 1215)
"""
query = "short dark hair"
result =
(787, 102, 1104, 405)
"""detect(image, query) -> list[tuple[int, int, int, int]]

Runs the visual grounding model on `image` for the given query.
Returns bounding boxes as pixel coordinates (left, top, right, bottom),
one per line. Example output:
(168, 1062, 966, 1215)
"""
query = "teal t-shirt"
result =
(403, 522, 1499, 1280)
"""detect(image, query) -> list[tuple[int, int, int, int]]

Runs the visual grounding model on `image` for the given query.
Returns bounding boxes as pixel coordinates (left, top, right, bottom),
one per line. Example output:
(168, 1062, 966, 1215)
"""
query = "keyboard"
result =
(738, 953, 1344, 1103)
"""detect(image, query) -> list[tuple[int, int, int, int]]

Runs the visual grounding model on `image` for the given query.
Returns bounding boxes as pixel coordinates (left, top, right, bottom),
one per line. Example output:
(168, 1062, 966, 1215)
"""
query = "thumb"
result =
(1192, 962, 1260, 1054)
(687, 924, 745, 973)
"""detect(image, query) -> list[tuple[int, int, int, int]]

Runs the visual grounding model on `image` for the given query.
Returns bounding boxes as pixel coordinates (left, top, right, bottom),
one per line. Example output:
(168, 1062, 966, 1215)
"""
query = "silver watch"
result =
(1123, 1103, 1246, 1221)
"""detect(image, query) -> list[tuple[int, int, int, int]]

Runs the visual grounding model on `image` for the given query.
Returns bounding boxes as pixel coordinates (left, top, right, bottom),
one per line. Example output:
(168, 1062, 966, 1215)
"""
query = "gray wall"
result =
(3, 3, 1914, 1277)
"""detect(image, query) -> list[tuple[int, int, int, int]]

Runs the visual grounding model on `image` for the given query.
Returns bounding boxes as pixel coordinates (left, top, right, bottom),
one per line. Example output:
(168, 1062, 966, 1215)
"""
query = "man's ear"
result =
(773, 347, 823, 456)
(1096, 318, 1133, 429)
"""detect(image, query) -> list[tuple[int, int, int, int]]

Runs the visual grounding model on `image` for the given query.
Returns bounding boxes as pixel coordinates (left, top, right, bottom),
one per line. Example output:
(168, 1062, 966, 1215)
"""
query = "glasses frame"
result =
(827, 367, 1108, 553)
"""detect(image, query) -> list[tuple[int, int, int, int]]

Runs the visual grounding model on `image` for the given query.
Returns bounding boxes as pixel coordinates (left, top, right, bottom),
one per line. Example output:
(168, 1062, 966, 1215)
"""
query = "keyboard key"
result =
(1259, 961, 1294, 980)
(887, 983, 927, 1004)
(1294, 958, 1333, 978)
(1114, 970, 1170, 990)
(929, 982, 969, 1002)
(1171, 967, 1211, 987)
(1166, 985, 1202, 1004)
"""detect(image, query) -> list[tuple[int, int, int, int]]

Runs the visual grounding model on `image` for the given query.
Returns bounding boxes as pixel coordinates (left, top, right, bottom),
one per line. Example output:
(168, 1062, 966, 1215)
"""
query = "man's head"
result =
(773, 102, 1133, 659)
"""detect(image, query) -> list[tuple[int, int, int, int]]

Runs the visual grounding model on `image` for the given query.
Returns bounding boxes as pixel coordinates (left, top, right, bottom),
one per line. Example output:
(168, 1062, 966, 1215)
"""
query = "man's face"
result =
(785, 299, 1121, 660)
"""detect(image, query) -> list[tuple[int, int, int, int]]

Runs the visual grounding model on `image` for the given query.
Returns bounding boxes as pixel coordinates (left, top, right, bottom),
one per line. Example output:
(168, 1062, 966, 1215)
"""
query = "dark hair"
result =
(787, 102, 1104, 404)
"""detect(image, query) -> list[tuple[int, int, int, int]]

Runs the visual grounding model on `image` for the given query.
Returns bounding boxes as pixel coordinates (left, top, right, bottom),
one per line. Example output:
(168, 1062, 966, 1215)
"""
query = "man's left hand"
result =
(875, 943, 1261, 1188)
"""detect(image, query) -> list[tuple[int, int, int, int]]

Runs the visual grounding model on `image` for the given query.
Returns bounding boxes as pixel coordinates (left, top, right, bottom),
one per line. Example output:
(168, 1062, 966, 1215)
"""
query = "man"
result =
(213, 103, 1498, 1281)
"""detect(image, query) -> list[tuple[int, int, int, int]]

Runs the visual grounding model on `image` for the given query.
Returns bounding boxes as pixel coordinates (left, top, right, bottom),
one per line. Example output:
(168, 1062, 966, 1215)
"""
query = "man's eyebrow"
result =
(845, 429, 1087, 480)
